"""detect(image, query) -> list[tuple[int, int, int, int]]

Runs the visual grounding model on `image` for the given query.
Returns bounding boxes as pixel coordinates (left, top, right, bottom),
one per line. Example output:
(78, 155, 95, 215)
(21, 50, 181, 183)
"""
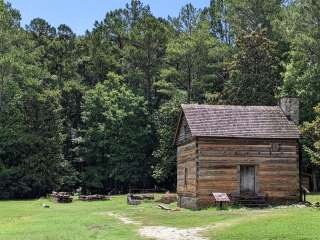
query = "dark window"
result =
(271, 143, 280, 152)
(184, 167, 188, 187)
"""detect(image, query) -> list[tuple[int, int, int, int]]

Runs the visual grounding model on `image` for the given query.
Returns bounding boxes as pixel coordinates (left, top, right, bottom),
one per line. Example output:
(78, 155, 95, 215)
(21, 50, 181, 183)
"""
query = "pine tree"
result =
(223, 29, 281, 105)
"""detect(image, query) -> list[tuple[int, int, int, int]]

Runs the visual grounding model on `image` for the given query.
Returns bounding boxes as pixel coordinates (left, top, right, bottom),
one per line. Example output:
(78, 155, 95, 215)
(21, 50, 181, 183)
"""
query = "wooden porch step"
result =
(237, 194, 268, 208)
(240, 203, 269, 208)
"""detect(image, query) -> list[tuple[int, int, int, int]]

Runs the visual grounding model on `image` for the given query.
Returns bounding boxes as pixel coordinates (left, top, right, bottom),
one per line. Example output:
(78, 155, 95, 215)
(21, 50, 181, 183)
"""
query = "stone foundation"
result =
(178, 194, 300, 209)
(178, 196, 198, 210)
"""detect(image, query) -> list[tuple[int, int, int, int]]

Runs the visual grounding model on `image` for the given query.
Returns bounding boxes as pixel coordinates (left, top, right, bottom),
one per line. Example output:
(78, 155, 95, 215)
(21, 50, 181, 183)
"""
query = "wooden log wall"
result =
(177, 141, 197, 198)
(196, 137, 300, 205)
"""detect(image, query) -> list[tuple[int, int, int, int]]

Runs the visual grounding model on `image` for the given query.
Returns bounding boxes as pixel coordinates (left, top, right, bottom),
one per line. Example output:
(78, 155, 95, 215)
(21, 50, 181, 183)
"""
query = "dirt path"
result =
(106, 211, 209, 240)
(106, 211, 273, 240)
(106, 213, 139, 225)
(139, 226, 208, 240)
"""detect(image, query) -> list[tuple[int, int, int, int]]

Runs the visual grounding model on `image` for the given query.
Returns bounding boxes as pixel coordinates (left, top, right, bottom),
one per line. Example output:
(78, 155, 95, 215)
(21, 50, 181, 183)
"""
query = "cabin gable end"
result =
(175, 113, 193, 146)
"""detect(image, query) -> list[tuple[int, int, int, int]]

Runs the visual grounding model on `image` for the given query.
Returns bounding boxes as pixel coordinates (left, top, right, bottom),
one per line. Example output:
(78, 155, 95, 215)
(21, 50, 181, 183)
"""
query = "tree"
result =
(26, 18, 56, 38)
(17, 88, 65, 198)
(80, 73, 151, 193)
(279, 0, 320, 191)
(152, 91, 187, 188)
(26, 18, 57, 79)
(61, 80, 85, 165)
(170, 3, 201, 36)
(301, 105, 320, 165)
(223, 29, 281, 105)
(26, 20, 79, 87)
(203, 0, 232, 44)
(124, 15, 169, 107)
(281, 0, 320, 121)
(0, 1, 25, 198)
(79, 0, 152, 86)
(301, 104, 320, 191)
(164, 20, 229, 103)
(0, 2, 77, 199)
(102, 9, 129, 50)
(226, 0, 283, 37)
(0, 51, 67, 198)
(125, 0, 151, 28)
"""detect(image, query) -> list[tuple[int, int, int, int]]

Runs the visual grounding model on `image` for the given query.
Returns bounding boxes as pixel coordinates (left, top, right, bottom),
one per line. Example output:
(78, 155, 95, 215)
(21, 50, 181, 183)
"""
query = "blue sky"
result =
(6, 0, 210, 35)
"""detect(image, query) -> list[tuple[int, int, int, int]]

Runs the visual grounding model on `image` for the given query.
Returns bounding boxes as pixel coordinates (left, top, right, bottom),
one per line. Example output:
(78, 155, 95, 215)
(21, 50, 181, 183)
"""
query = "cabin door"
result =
(240, 166, 256, 193)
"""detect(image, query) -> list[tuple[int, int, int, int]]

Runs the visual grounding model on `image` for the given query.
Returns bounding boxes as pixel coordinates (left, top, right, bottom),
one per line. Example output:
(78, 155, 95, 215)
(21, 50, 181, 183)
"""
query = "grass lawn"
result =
(0, 194, 319, 240)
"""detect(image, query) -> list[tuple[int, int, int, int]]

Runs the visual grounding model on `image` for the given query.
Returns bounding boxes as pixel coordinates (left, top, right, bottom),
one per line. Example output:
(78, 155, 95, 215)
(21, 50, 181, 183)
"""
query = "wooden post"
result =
(299, 141, 303, 202)
(312, 168, 318, 192)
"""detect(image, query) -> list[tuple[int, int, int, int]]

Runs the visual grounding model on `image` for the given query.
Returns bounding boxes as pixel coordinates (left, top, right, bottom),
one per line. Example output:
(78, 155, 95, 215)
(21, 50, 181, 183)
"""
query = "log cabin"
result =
(174, 97, 301, 209)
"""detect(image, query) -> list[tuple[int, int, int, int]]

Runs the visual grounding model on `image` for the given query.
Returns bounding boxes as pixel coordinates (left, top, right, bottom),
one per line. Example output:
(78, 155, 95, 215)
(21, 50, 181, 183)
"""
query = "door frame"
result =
(237, 164, 259, 194)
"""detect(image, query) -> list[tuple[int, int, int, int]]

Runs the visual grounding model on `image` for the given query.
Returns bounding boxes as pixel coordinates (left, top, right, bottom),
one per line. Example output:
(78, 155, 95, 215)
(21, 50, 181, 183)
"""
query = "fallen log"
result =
(158, 204, 172, 210)
(130, 194, 144, 200)
(127, 194, 141, 205)
(50, 192, 73, 203)
(142, 194, 155, 200)
(158, 204, 181, 211)
(79, 194, 111, 201)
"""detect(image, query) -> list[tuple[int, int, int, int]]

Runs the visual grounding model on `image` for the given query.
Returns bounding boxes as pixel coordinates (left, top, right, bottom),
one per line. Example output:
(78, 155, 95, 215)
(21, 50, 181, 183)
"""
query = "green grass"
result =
(307, 193, 320, 204)
(207, 208, 320, 240)
(0, 194, 319, 240)
(0, 197, 142, 240)
(207, 194, 320, 240)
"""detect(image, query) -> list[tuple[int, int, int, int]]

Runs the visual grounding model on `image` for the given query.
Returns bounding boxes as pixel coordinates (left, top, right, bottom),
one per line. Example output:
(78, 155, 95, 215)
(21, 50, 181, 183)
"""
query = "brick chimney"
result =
(279, 97, 299, 125)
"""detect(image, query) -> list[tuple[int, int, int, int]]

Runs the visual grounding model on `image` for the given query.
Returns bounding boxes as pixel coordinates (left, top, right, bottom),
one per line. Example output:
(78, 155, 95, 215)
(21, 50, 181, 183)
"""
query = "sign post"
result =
(212, 192, 230, 209)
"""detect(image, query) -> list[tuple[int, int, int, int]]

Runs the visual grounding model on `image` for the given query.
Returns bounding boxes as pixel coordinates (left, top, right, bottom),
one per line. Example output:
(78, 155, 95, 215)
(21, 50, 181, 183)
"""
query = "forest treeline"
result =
(1, 0, 320, 199)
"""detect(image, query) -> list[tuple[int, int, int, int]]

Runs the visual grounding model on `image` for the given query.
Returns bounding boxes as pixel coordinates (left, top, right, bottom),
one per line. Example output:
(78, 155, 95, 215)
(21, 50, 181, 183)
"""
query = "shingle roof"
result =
(181, 104, 300, 139)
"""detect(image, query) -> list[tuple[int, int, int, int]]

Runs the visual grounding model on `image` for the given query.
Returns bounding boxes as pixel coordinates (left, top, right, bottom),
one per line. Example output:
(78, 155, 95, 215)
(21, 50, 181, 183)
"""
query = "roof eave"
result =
(193, 135, 301, 140)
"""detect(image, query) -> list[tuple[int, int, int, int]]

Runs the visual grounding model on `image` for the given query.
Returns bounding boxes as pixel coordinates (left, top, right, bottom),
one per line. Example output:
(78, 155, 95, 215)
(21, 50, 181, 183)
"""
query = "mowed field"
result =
(0, 194, 320, 240)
